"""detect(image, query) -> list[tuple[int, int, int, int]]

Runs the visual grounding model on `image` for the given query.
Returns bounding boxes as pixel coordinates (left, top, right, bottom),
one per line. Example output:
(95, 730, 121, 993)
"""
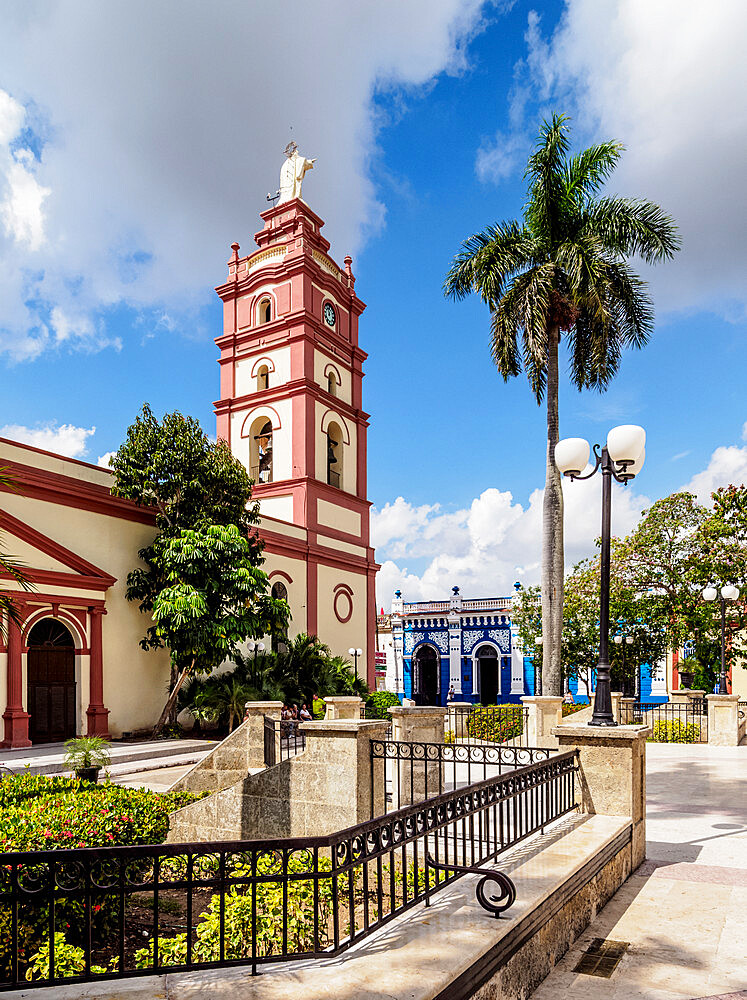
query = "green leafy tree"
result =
(444, 114, 679, 695)
(150, 524, 287, 735)
(110, 406, 288, 735)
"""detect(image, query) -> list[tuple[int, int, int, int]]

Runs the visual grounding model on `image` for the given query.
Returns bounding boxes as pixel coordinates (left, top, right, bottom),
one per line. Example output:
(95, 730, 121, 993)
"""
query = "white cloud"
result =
(0, 421, 96, 458)
(0, 1, 490, 361)
(684, 444, 747, 503)
(374, 430, 747, 608)
(484, 0, 747, 317)
(97, 451, 115, 469)
(373, 477, 648, 608)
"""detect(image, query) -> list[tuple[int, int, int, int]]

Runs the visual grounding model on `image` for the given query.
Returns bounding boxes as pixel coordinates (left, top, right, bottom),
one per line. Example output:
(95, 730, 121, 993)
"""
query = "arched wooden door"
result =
(414, 646, 439, 706)
(476, 645, 499, 705)
(26, 619, 76, 743)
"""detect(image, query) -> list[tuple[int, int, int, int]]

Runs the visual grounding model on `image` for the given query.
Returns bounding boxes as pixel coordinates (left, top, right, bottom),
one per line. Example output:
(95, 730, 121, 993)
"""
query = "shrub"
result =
(0, 774, 206, 978)
(466, 705, 524, 743)
(25, 933, 117, 981)
(365, 691, 400, 719)
(650, 719, 701, 743)
(561, 703, 587, 717)
(443, 729, 455, 744)
(63, 737, 111, 772)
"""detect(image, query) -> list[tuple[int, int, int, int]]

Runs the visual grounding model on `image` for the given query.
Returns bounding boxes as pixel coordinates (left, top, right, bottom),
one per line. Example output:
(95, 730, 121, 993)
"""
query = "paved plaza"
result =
(531, 743, 747, 1000)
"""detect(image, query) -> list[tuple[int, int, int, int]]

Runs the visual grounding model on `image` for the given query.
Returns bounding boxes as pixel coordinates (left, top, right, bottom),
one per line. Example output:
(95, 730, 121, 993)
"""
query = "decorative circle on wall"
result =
(333, 583, 354, 624)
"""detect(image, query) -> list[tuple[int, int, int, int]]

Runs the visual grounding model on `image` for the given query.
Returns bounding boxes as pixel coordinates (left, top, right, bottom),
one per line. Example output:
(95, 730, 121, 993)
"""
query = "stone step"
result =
(0, 739, 217, 776)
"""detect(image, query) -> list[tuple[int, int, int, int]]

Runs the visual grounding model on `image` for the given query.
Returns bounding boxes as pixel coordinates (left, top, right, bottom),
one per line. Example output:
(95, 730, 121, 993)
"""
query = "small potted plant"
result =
(63, 736, 111, 783)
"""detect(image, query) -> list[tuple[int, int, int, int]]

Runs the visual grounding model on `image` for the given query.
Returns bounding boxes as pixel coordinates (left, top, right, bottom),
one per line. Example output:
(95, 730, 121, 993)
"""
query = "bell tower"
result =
(214, 195, 378, 684)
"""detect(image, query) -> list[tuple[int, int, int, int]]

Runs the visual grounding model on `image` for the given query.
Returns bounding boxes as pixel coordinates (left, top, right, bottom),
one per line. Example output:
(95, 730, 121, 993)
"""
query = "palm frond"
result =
(443, 222, 536, 302)
(565, 140, 624, 202)
(585, 197, 681, 263)
(524, 113, 570, 243)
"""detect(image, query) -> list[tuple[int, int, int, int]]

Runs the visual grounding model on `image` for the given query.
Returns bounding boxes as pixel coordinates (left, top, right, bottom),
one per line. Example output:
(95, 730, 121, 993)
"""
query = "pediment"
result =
(0, 509, 116, 590)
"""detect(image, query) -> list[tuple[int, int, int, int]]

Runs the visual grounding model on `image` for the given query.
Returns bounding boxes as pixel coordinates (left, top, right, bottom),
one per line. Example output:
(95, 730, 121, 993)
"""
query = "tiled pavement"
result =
(530, 743, 747, 1000)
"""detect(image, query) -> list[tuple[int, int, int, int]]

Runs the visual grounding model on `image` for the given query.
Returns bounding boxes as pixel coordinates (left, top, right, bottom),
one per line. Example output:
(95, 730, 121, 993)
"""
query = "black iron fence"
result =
(0, 751, 578, 991)
(371, 739, 557, 815)
(445, 704, 529, 746)
(620, 700, 708, 743)
(263, 717, 307, 767)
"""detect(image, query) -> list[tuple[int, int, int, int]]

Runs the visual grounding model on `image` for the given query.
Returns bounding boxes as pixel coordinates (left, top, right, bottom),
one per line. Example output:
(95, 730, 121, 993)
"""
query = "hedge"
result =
(650, 719, 701, 743)
(466, 705, 524, 743)
(365, 691, 400, 719)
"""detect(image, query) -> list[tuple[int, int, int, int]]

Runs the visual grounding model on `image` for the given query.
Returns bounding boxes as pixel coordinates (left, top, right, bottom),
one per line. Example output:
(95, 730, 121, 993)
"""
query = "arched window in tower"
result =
(327, 421, 343, 488)
(249, 418, 273, 483)
(257, 364, 270, 391)
(258, 298, 272, 325)
(327, 372, 337, 396)
(270, 581, 289, 652)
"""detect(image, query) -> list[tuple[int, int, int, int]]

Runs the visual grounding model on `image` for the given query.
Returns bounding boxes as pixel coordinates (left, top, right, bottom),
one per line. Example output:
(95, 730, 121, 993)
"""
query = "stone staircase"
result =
(0, 738, 216, 777)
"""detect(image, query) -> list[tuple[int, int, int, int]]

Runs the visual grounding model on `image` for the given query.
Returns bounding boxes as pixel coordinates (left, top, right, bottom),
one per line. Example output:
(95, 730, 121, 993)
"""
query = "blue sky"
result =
(0, 0, 744, 606)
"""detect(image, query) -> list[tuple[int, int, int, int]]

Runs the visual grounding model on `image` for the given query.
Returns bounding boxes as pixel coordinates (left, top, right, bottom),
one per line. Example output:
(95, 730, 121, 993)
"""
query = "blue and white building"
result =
(382, 587, 536, 706)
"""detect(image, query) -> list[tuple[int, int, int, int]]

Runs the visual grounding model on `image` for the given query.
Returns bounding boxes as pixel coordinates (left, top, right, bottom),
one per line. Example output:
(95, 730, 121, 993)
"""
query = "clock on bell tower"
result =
(214, 193, 378, 685)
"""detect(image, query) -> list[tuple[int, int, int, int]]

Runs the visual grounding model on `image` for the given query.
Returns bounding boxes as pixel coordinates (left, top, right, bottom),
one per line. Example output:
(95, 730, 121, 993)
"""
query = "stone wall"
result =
(167, 719, 389, 843)
(169, 701, 282, 794)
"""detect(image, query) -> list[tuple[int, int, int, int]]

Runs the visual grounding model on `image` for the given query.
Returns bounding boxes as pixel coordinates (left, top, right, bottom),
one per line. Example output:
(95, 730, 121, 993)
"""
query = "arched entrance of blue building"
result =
(476, 645, 499, 705)
(413, 645, 439, 705)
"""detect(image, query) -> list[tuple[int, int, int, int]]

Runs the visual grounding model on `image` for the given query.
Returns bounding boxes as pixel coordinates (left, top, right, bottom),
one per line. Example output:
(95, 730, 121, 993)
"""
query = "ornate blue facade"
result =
(387, 588, 536, 706)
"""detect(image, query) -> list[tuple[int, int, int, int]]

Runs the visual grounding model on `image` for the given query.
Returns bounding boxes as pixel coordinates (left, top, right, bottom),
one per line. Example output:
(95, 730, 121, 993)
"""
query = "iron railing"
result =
(263, 717, 307, 767)
(445, 704, 529, 746)
(620, 700, 708, 743)
(0, 751, 578, 991)
(371, 739, 557, 815)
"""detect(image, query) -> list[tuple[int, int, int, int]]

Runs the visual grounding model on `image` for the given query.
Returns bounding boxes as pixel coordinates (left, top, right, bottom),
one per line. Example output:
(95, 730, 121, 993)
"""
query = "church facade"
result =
(381, 588, 535, 706)
(0, 193, 378, 747)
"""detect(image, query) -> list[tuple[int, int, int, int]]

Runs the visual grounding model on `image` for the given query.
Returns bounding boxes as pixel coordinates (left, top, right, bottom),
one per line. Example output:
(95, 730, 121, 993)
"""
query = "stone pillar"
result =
(388, 705, 445, 807)
(707, 694, 739, 747)
(244, 700, 284, 768)
(2, 615, 30, 748)
(448, 614, 462, 695)
(552, 723, 651, 869)
(610, 691, 622, 724)
(323, 696, 363, 720)
(669, 690, 690, 706)
(297, 719, 391, 829)
(446, 700, 472, 741)
(86, 608, 110, 738)
(522, 696, 562, 748)
(620, 697, 637, 725)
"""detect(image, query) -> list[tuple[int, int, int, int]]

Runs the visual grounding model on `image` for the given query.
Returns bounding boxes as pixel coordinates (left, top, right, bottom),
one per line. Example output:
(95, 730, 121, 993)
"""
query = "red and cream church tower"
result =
(213, 154, 378, 685)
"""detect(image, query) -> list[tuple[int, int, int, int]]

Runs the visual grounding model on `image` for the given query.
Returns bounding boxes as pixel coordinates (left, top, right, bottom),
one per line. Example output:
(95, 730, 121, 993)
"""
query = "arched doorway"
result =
(414, 645, 439, 705)
(26, 619, 76, 743)
(476, 645, 499, 705)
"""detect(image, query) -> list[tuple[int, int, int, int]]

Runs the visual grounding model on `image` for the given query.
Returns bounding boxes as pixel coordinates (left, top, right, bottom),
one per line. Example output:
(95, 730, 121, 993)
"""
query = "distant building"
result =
(382, 587, 536, 706)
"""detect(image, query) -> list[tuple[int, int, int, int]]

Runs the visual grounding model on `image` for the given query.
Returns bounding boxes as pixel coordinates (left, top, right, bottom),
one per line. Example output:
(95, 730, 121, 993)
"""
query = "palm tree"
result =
(444, 114, 679, 695)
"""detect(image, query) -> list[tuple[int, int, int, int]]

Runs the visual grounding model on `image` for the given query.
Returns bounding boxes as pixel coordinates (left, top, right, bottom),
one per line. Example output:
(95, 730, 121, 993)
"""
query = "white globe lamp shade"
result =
(348, 647, 356, 656)
(535, 636, 543, 646)
(555, 437, 590, 477)
(613, 635, 622, 644)
(721, 584, 740, 602)
(356, 648, 363, 656)
(607, 425, 646, 465)
(626, 636, 633, 645)
(257, 642, 265, 651)
(702, 587, 718, 602)
(627, 447, 646, 477)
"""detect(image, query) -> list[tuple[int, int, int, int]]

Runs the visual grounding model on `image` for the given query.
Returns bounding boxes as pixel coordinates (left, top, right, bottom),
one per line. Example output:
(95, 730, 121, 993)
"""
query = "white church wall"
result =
(234, 343, 291, 397)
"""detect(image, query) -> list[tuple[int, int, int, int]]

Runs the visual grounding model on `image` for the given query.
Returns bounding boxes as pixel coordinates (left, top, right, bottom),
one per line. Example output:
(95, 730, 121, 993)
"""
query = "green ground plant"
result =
(466, 705, 524, 742)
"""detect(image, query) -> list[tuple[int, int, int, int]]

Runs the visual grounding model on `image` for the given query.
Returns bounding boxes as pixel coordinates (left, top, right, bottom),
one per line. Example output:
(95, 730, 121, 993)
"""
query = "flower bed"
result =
(0, 774, 206, 978)
(466, 704, 524, 743)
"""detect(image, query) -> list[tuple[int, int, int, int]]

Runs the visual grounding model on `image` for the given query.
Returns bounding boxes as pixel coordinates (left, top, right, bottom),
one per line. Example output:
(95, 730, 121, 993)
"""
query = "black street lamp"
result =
(246, 640, 265, 688)
(702, 585, 740, 694)
(348, 647, 363, 683)
(555, 425, 646, 726)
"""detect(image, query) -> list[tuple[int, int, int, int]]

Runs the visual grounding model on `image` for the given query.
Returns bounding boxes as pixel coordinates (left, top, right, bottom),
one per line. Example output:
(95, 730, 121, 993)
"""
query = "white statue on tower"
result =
(277, 142, 315, 204)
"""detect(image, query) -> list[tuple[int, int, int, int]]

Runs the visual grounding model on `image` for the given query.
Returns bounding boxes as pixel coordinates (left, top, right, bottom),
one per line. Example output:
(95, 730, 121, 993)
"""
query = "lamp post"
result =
(702, 584, 740, 694)
(555, 424, 646, 726)
(246, 640, 265, 688)
(348, 647, 363, 683)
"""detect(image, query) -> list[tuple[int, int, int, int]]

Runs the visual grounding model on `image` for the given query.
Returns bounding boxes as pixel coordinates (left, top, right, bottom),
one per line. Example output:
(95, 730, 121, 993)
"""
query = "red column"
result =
(86, 608, 110, 738)
(2, 613, 31, 748)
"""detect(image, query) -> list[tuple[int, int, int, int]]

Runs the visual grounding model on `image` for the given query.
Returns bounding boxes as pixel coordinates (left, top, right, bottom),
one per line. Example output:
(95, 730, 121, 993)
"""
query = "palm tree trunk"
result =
(541, 325, 564, 696)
